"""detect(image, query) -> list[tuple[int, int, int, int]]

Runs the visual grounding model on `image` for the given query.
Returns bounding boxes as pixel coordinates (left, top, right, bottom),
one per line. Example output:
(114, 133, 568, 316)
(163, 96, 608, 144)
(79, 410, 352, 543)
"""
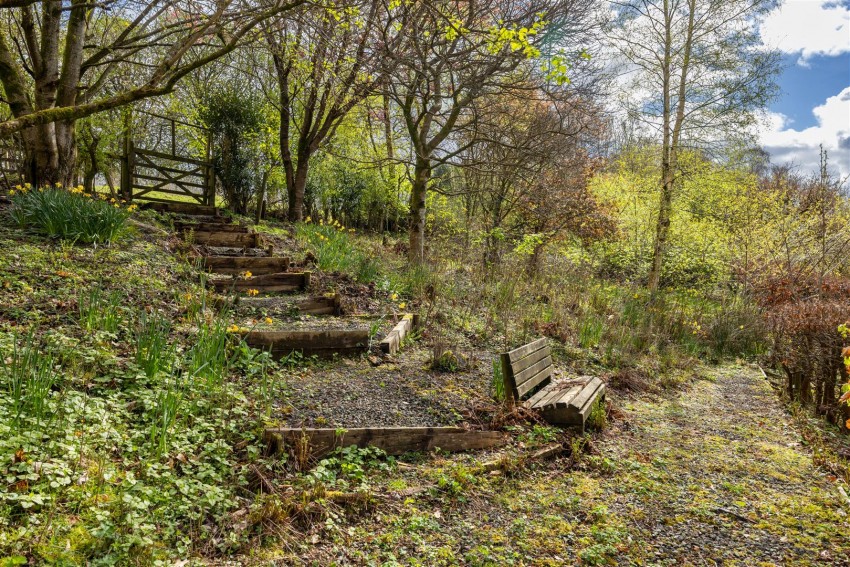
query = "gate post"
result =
(121, 109, 134, 201)
(204, 129, 215, 206)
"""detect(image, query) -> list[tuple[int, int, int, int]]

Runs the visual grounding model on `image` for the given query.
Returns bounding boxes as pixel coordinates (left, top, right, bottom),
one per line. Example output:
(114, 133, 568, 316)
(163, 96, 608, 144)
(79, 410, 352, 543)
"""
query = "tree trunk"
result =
(289, 154, 309, 222)
(648, 169, 674, 292)
(408, 159, 429, 263)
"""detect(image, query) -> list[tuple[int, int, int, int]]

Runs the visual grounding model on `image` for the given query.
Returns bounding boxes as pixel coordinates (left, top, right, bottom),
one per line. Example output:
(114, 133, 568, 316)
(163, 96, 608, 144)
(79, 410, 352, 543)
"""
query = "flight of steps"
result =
(150, 201, 368, 358)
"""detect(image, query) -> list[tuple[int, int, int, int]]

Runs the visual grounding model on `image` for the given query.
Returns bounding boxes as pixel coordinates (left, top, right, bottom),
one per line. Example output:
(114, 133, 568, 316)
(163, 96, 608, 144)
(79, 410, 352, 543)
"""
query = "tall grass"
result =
(135, 311, 173, 380)
(0, 330, 59, 431)
(296, 222, 379, 283)
(149, 371, 184, 456)
(9, 187, 133, 244)
(187, 317, 231, 391)
(78, 288, 124, 333)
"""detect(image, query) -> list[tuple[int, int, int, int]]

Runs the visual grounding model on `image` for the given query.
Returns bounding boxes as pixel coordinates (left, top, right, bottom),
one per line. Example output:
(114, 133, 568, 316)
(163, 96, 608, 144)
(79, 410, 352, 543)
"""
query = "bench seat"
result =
(525, 376, 605, 427)
(501, 338, 605, 431)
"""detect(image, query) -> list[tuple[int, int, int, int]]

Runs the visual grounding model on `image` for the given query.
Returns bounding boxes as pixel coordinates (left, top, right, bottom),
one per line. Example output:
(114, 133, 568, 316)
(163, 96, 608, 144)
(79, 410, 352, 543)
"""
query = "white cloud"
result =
(761, 0, 850, 64)
(760, 86, 850, 176)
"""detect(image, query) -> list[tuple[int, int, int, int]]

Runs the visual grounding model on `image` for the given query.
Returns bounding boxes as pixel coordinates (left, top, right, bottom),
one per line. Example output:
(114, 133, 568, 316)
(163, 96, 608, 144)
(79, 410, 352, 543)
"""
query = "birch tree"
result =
(608, 0, 780, 293)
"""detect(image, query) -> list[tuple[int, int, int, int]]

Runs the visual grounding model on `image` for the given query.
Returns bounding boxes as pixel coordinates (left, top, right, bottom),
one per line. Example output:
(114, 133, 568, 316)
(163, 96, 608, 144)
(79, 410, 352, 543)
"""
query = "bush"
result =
(8, 185, 132, 244)
(757, 276, 849, 422)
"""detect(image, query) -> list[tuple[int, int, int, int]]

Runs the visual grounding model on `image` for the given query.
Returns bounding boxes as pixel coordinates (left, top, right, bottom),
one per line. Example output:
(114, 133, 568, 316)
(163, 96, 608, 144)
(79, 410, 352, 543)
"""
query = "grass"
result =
(134, 309, 173, 380)
(0, 330, 59, 432)
(78, 288, 123, 333)
(0, 201, 830, 565)
(8, 186, 133, 244)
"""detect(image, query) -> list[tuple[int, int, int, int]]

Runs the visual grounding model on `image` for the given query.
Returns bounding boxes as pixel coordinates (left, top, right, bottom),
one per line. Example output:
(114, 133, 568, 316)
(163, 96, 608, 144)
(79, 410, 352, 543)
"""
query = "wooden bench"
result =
(501, 338, 605, 432)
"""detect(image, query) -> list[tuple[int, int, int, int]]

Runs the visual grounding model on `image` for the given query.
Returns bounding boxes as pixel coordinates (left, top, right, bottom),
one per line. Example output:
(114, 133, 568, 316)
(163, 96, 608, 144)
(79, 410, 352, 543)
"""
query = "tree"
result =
(459, 88, 606, 268)
(0, 0, 301, 186)
(608, 0, 780, 294)
(264, 0, 386, 221)
(381, 0, 596, 263)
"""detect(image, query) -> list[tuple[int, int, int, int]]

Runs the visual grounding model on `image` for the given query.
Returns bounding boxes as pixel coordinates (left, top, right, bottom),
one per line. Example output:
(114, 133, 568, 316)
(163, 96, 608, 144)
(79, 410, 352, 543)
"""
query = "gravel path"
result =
(279, 346, 484, 428)
(596, 365, 849, 565)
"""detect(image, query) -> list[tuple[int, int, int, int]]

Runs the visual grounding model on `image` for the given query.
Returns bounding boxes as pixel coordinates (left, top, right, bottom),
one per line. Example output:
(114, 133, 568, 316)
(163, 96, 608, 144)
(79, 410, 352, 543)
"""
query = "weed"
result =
(578, 314, 604, 348)
(492, 357, 506, 402)
(187, 316, 231, 392)
(587, 397, 608, 430)
(148, 369, 185, 456)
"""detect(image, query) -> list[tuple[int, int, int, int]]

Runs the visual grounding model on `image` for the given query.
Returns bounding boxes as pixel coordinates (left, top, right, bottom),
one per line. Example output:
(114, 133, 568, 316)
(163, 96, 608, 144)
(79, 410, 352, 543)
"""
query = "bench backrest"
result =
(500, 338, 553, 401)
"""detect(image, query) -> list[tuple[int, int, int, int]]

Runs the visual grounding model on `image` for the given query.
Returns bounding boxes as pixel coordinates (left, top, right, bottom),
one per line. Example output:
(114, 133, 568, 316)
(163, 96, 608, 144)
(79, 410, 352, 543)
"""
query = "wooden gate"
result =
(121, 111, 215, 206)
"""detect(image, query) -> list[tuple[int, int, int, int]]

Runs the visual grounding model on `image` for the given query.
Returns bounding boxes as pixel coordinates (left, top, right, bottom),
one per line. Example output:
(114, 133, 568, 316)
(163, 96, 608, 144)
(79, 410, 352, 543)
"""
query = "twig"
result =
(713, 507, 754, 523)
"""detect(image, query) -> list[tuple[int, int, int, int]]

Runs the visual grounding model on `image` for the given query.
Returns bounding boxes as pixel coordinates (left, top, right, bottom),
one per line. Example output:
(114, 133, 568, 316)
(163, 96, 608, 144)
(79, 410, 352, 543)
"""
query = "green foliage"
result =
(8, 187, 132, 244)
(491, 357, 506, 402)
(0, 330, 59, 432)
(308, 445, 395, 489)
(78, 288, 123, 334)
(296, 220, 380, 283)
(186, 316, 231, 393)
(587, 397, 607, 430)
(134, 310, 172, 380)
(199, 87, 267, 214)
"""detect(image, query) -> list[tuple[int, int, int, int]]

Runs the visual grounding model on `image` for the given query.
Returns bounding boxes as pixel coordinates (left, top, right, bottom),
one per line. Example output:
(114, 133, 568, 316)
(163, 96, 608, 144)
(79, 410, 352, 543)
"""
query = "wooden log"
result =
(203, 256, 290, 276)
(264, 426, 508, 458)
(244, 328, 369, 358)
(141, 201, 218, 216)
(177, 221, 249, 233)
(186, 231, 260, 248)
(380, 313, 414, 354)
(211, 271, 309, 293)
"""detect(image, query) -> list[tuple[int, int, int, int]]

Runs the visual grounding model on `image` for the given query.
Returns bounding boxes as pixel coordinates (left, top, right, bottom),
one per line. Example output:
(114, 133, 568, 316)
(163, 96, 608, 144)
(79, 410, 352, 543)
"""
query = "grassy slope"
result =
(0, 213, 847, 565)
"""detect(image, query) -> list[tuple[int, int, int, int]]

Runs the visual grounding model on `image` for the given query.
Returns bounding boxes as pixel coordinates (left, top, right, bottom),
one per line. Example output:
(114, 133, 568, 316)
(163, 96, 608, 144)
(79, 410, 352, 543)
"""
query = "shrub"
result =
(8, 185, 133, 244)
(757, 276, 849, 423)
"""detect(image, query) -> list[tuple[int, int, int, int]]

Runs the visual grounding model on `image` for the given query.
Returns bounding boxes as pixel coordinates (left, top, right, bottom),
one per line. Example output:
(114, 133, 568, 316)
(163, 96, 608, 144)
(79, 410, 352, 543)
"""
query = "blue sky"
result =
(759, 0, 850, 176)
(771, 53, 850, 130)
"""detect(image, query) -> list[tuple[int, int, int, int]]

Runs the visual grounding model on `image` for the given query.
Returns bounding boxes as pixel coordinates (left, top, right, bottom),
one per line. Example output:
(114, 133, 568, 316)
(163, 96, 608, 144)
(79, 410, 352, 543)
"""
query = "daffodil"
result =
(246, 288, 259, 296)
(265, 317, 273, 324)
(399, 302, 407, 309)
(390, 293, 398, 301)
(242, 271, 253, 279)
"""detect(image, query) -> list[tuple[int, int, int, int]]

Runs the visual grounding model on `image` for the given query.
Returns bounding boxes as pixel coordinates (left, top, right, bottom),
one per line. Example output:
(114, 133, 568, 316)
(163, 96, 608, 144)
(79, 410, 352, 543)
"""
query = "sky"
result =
(759, 0, 850, 177)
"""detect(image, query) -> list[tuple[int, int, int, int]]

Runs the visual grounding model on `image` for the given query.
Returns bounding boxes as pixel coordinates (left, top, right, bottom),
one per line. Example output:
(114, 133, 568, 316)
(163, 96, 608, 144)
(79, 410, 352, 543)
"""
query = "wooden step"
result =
(212, 271, 310, 293)
(264, 426, 508, 459)
(243, 328, 368, 358)
(380, 313, 415, 355)
(177, 221, 248, 233)
(204, 256, 290, 275)
(141, 201, 218, 216)
(186, 231, 260, 248)
(178, 214, 232, 224)
(235, 294, 342, 316)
